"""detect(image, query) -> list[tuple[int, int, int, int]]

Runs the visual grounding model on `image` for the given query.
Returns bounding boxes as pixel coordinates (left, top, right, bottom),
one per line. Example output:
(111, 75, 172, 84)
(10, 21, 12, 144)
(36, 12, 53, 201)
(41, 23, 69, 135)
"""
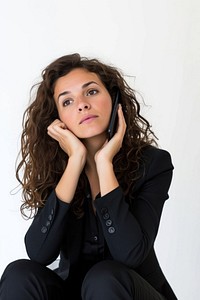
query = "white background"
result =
(0, 0, 200, 299)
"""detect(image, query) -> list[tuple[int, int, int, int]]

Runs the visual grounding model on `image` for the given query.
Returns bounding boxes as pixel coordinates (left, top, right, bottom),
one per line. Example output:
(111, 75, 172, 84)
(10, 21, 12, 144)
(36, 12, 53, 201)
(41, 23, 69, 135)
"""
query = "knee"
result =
(1, 259, 41, 283)
(81, 260, 133, 298)
(2, 259, 29, 278)
(83, 260, 128, 285)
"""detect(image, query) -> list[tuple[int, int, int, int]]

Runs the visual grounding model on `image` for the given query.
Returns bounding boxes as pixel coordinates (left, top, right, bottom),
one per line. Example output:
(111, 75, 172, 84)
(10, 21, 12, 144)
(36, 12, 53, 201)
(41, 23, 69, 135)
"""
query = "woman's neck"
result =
(82, 134, 106, 200)
(82, 133, 107, 171)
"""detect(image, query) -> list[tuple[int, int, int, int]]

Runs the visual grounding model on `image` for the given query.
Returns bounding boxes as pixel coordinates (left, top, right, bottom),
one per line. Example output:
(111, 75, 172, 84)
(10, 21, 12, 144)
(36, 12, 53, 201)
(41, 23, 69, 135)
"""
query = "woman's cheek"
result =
(62, 119, 78, 135)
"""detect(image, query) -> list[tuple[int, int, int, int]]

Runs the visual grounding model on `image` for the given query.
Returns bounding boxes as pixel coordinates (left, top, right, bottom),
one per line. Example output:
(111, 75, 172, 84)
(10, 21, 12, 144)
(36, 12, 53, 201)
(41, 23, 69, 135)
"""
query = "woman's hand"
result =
(47, 119, 87, 203)
(95, 104, 127, 166)
(94, 105, 126, 196)
(47, 119, 87, 160)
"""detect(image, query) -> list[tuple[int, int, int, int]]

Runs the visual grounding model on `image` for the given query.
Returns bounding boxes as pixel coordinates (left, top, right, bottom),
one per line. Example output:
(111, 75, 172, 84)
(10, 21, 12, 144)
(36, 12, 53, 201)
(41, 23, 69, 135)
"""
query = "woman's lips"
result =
(79, 115, 98, 124)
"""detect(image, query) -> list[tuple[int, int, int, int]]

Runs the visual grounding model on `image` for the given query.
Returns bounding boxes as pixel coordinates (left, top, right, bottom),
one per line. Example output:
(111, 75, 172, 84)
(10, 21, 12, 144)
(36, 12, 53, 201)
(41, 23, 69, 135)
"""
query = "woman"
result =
(0, 53, 177, 299)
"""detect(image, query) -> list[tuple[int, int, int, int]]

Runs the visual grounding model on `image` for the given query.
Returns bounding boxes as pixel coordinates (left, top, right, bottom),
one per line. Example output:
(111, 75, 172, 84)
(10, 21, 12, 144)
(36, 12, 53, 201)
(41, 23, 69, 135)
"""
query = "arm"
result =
(95, 105, 126, 196)
(25, 191, 70, 265)
(25, 156, 85, 265)
(25, 119, 87, 265)
(94, 147, 174, 268)
(47, 119, 87, 203)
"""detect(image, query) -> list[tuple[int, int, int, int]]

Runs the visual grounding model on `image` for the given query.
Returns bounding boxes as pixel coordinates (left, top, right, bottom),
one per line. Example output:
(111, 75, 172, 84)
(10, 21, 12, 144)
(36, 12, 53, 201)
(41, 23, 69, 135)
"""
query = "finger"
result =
(48, 119, 62, 128)
(48, 119, 66, 129)
(117, 105, 126, 134)
(47, 120, 67, 135)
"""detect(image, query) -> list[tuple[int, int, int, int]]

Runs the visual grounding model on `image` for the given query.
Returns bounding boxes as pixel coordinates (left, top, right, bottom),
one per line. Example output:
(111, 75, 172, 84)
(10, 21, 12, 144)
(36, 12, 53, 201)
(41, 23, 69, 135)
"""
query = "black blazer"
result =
(25, 146, 177, 299)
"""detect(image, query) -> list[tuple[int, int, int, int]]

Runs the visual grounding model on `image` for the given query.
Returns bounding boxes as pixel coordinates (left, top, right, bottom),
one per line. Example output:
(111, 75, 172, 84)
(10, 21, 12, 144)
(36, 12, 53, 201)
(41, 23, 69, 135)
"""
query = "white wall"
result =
(0, 0, 199, 298)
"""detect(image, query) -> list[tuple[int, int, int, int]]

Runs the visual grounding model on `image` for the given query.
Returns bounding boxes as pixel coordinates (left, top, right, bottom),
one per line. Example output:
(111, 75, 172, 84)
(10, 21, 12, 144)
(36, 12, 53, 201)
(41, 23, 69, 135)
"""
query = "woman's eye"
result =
(87, 89, 98, 96)
(63, 99, 73, 107)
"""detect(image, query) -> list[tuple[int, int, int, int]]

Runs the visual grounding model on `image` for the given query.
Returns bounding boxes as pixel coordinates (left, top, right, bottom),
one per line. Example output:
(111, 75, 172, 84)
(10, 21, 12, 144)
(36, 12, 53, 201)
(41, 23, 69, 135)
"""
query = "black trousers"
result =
(0, 259, 166, 300)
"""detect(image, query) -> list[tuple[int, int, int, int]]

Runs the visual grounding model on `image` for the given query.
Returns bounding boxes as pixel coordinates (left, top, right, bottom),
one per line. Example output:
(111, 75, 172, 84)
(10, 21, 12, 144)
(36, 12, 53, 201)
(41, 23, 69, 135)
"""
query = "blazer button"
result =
(108, 227, 115, 234)
(46, 221, 51, 226)
(41, 226, 48, 234)
(106, 219, 112, 226)
(101, 207, 108, 214)
(103, 213, 110, 220)
(48, 214, 53, 221)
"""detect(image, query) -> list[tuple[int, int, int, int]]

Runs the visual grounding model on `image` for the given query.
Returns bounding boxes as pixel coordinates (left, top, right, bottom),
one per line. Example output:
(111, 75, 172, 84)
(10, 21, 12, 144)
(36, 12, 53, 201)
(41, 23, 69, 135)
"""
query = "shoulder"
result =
(141, 145, 173, 169)
(135, 145, 174, 186)
(130, 145, 174, 194)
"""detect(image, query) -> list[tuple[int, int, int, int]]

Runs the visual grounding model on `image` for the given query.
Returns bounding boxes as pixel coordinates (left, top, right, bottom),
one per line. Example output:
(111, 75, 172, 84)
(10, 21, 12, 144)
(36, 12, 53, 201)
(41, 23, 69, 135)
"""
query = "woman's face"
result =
(54, 68, 112, 139)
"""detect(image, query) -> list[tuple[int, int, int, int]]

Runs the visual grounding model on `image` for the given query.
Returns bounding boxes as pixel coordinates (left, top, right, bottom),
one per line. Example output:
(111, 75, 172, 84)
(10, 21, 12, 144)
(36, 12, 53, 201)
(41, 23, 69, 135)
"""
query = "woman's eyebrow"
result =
(57, 81, 99, 102)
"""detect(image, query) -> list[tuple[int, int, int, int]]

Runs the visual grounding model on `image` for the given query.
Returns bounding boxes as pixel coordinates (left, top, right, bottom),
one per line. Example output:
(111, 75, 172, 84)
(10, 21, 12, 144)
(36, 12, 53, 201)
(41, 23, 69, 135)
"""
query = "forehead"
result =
(54, 68, 102, 94)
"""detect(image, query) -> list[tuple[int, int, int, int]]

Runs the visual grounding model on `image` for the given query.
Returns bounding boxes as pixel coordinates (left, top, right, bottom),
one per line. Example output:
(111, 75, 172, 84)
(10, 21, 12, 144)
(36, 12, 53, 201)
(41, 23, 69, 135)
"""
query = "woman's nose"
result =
(78, 101, 91, 112)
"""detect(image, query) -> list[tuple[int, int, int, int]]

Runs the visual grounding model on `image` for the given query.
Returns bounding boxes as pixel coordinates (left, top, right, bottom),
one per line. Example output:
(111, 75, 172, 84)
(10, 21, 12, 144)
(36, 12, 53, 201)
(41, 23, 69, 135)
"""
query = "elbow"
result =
(114, 238, 151, 269)
(119, 251, 145, 269)
(26, 247, 57, 266)
(25, 236, 57, 266)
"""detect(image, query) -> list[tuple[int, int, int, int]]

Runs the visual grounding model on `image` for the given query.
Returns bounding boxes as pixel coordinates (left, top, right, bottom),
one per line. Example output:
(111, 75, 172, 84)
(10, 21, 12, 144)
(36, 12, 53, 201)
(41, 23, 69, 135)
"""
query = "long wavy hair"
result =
(16, 53, 157, 218)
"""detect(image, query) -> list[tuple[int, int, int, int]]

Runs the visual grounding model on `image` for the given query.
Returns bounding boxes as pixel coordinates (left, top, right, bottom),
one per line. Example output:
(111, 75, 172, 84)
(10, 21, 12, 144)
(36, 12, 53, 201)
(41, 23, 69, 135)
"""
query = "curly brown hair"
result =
(16, 53, 157, 218)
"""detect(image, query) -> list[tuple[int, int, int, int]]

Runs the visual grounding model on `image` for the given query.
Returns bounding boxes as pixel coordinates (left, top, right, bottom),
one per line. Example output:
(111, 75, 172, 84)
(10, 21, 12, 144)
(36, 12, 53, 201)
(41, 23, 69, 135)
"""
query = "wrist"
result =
(96, 159, 113, 174)
(97, 162, 119, 196)
(68, 152, 86, 169)
(55, 154, 86, 203)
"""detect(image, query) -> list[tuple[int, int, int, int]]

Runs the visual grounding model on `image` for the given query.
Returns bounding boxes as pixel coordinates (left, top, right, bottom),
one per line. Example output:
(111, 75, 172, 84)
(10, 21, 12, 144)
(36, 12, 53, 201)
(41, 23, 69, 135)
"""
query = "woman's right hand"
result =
(47, 119, 87, 160)
(47, 119, 87, 203)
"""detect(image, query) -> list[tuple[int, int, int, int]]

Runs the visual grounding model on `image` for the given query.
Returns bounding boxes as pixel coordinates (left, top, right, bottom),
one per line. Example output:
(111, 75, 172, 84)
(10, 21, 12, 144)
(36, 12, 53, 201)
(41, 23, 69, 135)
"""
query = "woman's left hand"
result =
(95, 104, 127, 166)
